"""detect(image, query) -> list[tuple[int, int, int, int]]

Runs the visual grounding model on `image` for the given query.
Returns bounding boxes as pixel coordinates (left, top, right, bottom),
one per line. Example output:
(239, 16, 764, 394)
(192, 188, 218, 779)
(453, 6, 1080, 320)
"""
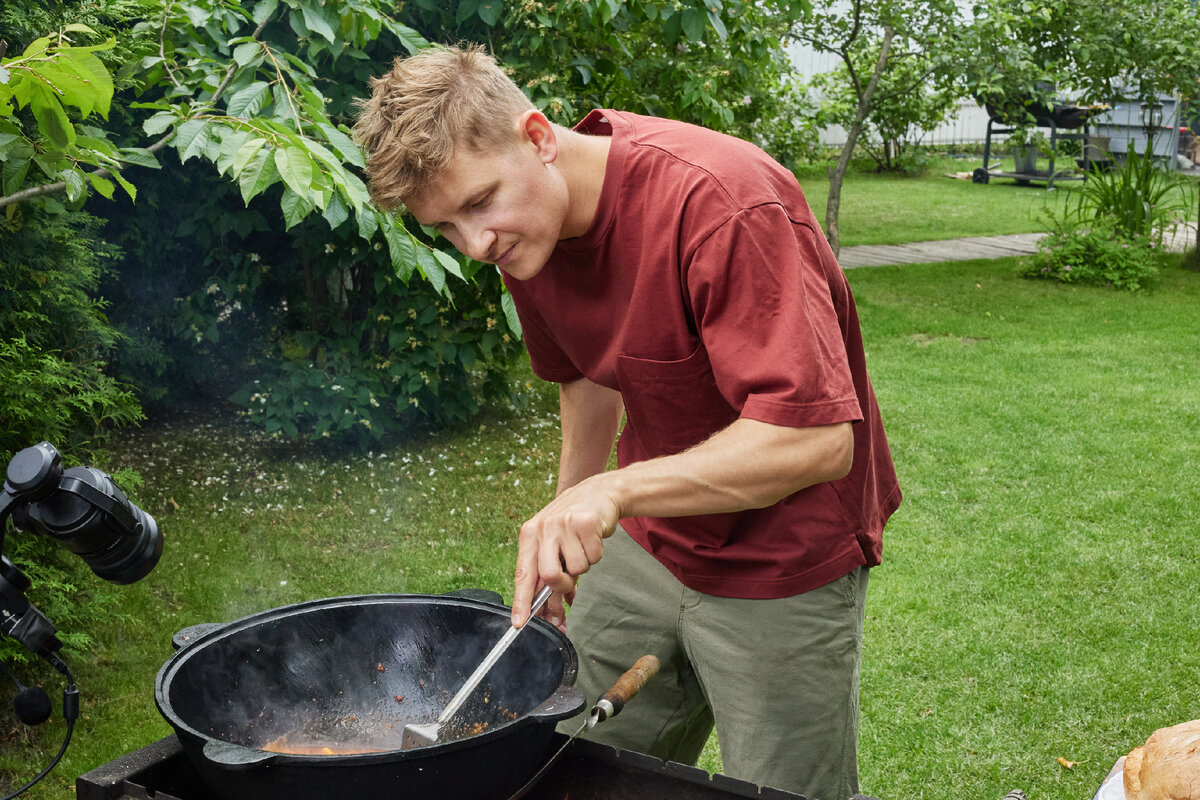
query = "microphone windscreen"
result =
(14, 686, 52, 725)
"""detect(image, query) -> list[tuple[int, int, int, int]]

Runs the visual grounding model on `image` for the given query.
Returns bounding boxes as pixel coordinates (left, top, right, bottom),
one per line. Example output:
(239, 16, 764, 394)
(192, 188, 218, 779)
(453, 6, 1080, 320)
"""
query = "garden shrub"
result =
(229, 259, 524, 449)
(1026, 217, 1159, 291)
(0, 210, 137, 669)
(0, 211, 143, 457)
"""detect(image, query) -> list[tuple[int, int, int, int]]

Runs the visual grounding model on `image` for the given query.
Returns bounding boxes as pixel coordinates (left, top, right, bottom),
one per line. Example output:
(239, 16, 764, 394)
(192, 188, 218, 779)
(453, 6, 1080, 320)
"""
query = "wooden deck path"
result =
(837, 233, 1045, 269)
(838, 226, 1197, 269)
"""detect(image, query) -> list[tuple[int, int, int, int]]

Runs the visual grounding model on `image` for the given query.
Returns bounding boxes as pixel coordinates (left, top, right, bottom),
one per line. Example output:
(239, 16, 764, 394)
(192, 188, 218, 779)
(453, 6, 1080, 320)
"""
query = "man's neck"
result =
(554, 124, 612, 240)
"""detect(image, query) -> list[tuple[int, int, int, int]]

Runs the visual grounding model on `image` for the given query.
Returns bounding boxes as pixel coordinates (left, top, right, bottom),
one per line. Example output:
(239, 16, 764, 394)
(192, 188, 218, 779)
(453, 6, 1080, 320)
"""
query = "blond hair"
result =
(353, 44, 535, 211)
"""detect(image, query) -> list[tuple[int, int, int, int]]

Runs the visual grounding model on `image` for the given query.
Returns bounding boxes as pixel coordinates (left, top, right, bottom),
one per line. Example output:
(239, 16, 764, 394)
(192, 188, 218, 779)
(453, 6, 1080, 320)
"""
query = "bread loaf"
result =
(1123, 719, 1200, 800)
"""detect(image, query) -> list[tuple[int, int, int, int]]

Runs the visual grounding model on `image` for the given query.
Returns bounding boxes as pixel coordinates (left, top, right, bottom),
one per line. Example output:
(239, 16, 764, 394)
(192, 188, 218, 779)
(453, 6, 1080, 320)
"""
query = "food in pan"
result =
(261, 734, 389, 755)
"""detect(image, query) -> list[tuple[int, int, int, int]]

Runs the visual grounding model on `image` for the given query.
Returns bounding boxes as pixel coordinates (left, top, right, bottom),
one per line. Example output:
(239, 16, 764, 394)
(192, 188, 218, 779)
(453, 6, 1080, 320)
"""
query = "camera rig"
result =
(0, 441, 163, 799)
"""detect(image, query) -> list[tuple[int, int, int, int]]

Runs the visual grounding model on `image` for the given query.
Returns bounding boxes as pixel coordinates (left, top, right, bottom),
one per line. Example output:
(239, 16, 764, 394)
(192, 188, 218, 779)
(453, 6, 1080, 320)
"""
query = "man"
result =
(354, 44, 900, 800)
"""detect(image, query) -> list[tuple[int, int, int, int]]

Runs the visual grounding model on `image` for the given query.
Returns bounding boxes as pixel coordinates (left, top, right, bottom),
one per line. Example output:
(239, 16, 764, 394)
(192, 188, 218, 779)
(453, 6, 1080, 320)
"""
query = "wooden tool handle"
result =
(597, 654, 660, 720)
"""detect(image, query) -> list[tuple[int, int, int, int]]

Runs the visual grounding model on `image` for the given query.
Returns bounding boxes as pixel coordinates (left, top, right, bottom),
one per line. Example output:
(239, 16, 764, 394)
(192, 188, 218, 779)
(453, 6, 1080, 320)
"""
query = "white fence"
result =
(814, 98, 995, 147)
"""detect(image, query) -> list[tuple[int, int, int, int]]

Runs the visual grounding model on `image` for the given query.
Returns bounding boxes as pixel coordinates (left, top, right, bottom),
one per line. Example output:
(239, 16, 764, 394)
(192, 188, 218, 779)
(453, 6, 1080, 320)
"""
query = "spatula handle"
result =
(594, 654, 660, 722)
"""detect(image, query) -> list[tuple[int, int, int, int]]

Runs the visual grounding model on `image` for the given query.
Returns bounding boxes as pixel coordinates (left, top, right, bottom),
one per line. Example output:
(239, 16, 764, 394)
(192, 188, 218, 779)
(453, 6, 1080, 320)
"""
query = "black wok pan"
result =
(155, 591, 584, 800)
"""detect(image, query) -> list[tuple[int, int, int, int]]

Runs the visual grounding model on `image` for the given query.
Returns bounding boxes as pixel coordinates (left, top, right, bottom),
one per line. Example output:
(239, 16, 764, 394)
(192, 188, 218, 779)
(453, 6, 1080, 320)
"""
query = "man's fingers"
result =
(557, 532, 593, 578)
(512, 525, 541, 627)
(539, 592, 567, 633)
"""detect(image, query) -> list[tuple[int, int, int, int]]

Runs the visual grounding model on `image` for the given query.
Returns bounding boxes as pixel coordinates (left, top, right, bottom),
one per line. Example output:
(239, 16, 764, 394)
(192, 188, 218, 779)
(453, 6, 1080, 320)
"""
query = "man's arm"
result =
(556, 376, 624, 494)
(510, 411, 854, 626)
(523, 377, 622, 630)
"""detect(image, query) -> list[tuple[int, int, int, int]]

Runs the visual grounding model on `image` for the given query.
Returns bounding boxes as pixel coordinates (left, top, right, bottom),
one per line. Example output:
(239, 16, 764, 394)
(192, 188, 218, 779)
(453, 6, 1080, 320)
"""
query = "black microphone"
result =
(14, 683, 52, 725)
(3, 663, 52, 725)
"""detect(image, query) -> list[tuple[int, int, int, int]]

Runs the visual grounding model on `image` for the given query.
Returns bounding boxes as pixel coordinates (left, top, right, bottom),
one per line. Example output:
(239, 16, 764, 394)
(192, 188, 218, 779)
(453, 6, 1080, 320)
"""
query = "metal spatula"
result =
(401, 584, 553, 749)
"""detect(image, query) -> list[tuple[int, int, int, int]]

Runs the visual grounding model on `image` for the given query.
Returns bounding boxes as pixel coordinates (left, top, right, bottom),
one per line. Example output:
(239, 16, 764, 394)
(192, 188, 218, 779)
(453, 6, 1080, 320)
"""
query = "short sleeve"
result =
(684, 203, 863, 427)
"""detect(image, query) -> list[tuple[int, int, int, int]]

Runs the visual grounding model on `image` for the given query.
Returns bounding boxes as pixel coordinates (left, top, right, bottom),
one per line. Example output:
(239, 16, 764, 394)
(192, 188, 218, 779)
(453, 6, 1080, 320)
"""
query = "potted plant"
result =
(1007, 128, 1049, 173)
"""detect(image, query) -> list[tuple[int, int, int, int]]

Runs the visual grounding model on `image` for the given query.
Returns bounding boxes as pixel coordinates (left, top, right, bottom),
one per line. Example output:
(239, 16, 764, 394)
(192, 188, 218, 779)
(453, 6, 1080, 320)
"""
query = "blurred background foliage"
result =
(0, 0, 815, 465)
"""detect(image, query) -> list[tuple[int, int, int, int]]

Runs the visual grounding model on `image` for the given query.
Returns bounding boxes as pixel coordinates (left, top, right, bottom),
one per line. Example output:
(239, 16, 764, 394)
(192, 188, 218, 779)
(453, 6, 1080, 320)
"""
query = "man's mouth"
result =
(494, 244, 515, 266)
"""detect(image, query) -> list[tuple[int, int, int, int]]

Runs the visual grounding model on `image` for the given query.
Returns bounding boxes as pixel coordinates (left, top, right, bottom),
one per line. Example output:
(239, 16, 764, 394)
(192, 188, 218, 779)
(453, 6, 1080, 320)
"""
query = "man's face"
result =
(407, 126, 569, 281)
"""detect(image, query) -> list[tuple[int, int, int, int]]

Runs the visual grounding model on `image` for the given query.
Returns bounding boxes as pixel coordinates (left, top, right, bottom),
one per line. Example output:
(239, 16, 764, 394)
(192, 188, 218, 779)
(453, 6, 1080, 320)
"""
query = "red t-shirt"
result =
(504, 110, 901, 598)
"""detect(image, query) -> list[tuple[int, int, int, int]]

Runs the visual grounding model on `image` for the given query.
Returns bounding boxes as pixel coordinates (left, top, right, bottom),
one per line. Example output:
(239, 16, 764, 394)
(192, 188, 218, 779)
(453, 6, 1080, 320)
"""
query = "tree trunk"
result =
(824, 26, 895, 257)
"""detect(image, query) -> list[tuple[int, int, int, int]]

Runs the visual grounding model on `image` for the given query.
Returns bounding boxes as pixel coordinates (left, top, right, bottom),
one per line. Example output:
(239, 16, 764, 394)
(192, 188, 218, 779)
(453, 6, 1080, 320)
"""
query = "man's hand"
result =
(510, 475, 620, 627)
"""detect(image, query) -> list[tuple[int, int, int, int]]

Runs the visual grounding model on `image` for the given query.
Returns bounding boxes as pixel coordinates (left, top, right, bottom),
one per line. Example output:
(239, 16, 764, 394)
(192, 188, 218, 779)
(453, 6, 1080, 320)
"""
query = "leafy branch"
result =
(0, 0, 455, 289)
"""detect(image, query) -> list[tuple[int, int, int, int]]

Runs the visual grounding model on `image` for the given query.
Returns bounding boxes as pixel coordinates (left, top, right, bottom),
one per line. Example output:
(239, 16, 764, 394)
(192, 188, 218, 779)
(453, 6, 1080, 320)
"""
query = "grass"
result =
(6, 254, 1199, 800)
(798, 155, 1199, 248)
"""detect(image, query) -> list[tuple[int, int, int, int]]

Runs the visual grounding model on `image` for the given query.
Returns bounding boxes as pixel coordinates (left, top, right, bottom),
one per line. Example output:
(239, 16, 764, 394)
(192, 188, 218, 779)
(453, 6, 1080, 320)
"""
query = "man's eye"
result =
(472, 194, 491, 210)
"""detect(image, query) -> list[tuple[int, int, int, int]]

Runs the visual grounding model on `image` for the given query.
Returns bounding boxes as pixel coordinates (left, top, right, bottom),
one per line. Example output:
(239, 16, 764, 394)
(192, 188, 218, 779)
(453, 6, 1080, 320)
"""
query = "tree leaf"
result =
(29, 83, 74, 148)
(232, 41, 263, 67)
(215, 128, 252, 175)
(301, 3, 339, 43)
(322, 192, 349, 230)
(317, 122, 364, 167)
(226, 81, 271, 117)
(414, 247, 447, 295)
(500, 284, 523, 338)
(273, 145, 314, 198)
(432, 248, 465, 281)
(143, 110, 176, 136)
(477, 0, 502, 25)
(238, 146, 279, 204)
(60, 167, 86, 201)
(272, 83, 298, 124)
(382, 223, 416, 281)
(109, 167, 137, 201)
(707, 10, 728, 41)
(231, 136, 268, 176)
(86, 172, 115, 199)
(75, 133, 119, 158)
(280, 187, 314, 229)
(252, 0, 279, 25)
(357, 207, 381, 242)
(118, 147, 161, 169)
(2, 152, 30, 194)
(61, 49, 113, 118)
(173, 118, 211, 162)
(681, 8, 707, 42)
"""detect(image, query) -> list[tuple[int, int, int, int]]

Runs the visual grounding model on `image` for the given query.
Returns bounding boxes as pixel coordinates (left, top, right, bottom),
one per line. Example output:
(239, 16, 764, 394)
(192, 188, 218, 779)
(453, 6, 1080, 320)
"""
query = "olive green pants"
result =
(560, 529, 869, 800)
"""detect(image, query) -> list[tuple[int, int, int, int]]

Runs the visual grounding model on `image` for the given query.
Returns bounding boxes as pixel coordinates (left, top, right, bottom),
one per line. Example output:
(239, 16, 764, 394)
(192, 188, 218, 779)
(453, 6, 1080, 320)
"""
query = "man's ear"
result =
(518, 109, 559, 165)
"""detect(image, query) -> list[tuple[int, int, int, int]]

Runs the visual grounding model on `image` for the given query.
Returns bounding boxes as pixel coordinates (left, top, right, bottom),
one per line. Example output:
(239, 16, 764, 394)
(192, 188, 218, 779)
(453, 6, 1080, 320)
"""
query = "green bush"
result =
(229, 255, 525, 449)
(0, 211, 143, 457)
(0, 209, 140, 669)
(1026, 217, 1160, 291)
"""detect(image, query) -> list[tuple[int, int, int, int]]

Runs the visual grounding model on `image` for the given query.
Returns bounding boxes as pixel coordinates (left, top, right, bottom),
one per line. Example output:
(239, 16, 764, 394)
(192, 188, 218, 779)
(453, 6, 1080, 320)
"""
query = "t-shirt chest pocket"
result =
(616, 344, 739, 457)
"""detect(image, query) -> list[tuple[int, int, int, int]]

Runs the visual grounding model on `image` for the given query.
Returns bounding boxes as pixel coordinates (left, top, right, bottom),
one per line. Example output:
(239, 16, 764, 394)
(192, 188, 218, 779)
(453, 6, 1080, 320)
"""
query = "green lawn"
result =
(4, 262, 1199, 798)
(797, 156, 1199, 248)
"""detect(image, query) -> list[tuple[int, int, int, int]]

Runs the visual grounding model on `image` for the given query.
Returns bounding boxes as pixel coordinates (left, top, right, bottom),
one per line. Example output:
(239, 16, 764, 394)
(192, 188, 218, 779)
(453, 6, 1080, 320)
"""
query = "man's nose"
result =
(461, 222, 496, 263)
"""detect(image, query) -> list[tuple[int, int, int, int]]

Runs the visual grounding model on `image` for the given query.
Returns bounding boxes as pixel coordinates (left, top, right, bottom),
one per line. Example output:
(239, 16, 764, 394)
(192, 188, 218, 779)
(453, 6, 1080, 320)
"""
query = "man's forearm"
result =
(556, 377, 623, 493)
(583, 417, 854, 521)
